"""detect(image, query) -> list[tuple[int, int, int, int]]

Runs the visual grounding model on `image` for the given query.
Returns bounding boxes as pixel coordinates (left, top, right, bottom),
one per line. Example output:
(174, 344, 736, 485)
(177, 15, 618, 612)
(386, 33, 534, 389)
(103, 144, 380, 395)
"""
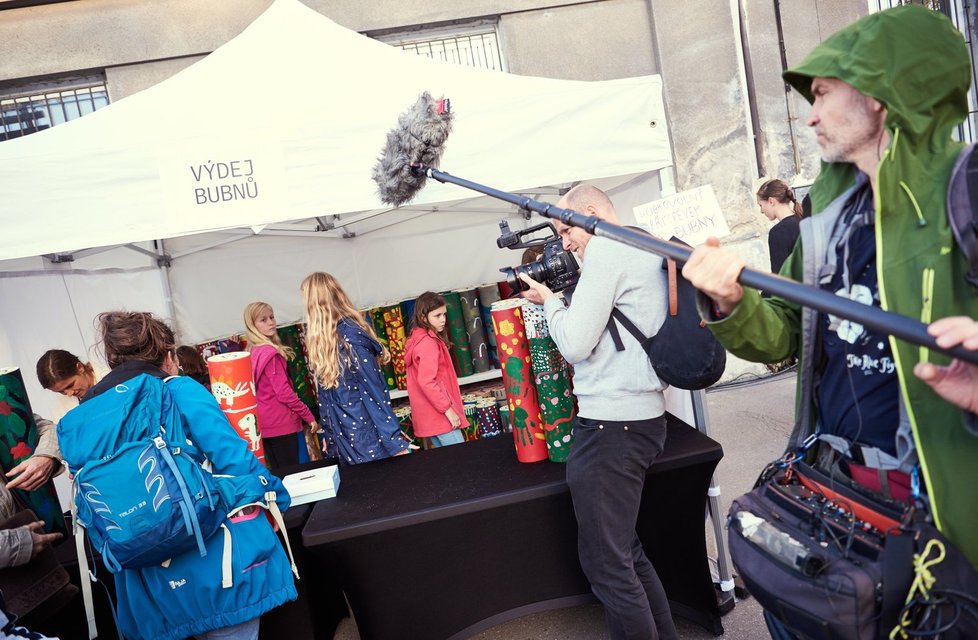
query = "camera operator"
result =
(520, 184, 676, 640)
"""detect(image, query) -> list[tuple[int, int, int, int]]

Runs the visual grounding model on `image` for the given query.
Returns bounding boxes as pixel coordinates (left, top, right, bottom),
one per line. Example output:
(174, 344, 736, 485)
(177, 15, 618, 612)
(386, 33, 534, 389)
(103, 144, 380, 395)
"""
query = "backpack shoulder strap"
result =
(610, 308, 649, 345)
(947, 143, 978, 292)
(606, 313, 626, 352)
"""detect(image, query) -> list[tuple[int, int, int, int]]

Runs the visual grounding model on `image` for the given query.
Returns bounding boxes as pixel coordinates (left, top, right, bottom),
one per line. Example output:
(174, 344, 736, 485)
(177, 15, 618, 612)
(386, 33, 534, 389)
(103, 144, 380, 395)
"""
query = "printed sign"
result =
(633, 185, 730, 245)
(159, 140, 288, 221)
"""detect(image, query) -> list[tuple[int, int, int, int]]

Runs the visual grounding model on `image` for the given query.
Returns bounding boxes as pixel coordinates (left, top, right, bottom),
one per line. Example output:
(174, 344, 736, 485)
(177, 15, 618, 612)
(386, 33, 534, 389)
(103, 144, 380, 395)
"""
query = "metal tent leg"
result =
(690, 389, 736, 603)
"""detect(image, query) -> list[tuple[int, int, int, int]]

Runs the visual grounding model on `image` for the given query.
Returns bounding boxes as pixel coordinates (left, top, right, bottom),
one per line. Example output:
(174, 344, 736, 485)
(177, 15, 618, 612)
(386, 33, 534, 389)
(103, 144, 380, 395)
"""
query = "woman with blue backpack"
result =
(58, 311, 297, 640)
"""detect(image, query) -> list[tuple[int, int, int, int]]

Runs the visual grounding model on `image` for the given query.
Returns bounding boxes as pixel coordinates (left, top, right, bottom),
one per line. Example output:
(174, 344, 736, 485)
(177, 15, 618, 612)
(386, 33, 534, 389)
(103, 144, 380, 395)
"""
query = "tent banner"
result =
(159, 141, 289, 222)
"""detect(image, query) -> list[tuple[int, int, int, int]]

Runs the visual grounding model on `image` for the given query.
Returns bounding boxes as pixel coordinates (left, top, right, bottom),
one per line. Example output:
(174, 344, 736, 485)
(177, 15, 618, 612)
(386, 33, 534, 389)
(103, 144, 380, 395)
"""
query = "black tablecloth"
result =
(258, 502, 349, 640)
(303, 413, 724, 640)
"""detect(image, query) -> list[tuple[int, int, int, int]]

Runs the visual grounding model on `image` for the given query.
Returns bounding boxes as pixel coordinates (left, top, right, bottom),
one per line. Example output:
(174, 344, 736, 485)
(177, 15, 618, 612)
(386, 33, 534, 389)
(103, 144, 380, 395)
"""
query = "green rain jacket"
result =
(705, 5, 978, 569)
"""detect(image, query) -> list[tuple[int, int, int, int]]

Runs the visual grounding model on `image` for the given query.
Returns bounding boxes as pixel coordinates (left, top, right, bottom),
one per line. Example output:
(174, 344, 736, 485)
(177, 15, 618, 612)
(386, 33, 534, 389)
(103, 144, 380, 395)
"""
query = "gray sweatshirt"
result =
(543, 236, 667, 421)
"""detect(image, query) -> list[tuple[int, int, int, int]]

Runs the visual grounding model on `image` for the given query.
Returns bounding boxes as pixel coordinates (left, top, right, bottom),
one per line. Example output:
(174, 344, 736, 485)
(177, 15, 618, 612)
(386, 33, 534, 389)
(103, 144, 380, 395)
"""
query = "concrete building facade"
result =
(0, 0, 874, 266)
(0, 0, 889, 379)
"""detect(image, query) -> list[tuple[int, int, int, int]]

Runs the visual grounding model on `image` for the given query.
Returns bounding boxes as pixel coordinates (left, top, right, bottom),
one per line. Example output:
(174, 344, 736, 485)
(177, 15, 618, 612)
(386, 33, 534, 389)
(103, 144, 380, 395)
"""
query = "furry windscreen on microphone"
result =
(372, 92, 454, 206)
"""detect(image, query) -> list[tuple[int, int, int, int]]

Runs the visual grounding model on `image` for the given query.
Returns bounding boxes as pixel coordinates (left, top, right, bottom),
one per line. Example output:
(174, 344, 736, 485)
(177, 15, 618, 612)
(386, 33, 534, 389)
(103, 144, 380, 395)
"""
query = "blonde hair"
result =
(243, 301, 294, 360)
(300, 272, 387, 388)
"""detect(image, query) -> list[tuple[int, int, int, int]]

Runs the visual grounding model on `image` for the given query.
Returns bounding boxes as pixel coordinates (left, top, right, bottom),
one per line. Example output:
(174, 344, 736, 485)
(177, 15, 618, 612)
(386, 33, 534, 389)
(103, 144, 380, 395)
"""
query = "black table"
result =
(259, 502, 349, 640)
(303, 413, 724, 640)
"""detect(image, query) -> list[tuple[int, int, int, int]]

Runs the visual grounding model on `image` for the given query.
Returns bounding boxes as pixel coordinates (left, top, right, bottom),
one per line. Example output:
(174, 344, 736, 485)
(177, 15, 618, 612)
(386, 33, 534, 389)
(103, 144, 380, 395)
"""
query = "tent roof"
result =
(0, 0, 671, 262)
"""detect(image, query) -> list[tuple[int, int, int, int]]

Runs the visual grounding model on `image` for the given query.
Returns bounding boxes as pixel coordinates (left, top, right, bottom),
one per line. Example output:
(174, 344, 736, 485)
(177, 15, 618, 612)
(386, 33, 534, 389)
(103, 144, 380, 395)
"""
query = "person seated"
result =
(0, 481, 64, 640)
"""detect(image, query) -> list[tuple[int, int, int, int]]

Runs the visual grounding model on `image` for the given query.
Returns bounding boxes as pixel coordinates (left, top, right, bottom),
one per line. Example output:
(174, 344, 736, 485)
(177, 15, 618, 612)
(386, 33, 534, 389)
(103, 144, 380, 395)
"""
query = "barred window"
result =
(0, 78, 109, 141)
(374, 21, 505, 72)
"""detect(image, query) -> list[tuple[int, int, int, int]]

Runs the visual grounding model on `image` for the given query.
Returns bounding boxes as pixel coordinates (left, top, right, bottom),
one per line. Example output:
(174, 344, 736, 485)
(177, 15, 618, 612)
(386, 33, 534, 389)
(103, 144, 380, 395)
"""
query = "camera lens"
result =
(499, 266, 526, 292)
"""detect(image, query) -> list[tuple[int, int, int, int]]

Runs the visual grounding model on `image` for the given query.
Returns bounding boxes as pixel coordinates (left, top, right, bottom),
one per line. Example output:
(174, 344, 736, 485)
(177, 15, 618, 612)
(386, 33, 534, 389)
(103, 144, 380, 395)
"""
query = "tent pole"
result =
(691, 389, 736, 610)
(156, 239, 179, 335)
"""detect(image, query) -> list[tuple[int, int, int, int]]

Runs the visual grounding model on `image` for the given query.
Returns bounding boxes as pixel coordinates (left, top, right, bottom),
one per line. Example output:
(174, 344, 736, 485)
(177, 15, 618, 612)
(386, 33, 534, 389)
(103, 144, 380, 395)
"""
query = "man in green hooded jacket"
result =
(683, 0, 978, 591)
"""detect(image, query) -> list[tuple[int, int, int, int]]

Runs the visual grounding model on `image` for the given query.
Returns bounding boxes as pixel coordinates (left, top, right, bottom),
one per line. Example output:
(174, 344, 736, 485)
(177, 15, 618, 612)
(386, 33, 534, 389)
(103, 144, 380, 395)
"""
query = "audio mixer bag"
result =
(729, 464, 913, 640)
(727, 461, 978, 640)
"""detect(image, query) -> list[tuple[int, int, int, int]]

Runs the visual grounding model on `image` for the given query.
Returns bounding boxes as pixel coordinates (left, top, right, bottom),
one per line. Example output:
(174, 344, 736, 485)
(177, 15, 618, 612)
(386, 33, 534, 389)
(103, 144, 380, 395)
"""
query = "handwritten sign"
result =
(633, 185, 729, 245)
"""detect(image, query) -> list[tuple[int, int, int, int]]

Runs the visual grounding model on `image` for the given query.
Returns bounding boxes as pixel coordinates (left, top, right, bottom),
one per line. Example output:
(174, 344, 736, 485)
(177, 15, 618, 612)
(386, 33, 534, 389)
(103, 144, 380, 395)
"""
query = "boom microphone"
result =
(370, 96, 978, 366)
(372, 92, 453, 206)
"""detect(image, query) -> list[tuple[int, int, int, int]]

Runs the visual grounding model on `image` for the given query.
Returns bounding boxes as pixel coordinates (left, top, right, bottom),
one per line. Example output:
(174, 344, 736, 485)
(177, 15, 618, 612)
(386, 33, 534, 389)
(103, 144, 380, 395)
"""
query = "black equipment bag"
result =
(608, 237, 726, 390)
(729, 460, 978, 640)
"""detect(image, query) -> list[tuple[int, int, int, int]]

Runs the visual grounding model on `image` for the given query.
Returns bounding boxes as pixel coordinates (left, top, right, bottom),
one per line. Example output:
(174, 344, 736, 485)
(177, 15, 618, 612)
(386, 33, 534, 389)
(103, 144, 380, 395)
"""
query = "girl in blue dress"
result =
(300, 272, 411, 464)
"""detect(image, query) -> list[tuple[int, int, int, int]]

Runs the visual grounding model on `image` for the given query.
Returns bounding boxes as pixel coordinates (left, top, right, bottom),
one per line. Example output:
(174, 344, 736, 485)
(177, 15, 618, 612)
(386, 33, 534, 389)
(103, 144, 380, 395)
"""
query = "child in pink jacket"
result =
(404, 292, 466, 447)
(244, 301, 320, 471)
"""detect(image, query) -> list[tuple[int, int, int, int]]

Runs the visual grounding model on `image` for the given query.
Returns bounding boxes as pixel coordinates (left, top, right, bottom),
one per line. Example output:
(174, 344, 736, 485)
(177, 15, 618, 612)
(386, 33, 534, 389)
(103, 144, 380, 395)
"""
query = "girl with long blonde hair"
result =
(243, 301, 320, 471)
(300, 272, 410, 464)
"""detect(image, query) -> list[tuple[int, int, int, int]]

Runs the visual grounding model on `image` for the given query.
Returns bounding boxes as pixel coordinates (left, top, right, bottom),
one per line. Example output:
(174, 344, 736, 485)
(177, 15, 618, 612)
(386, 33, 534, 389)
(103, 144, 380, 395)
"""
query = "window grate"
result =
(399, 32, 503, 71)
(0, 83, 109, 141)
(375, 24, 505, 72)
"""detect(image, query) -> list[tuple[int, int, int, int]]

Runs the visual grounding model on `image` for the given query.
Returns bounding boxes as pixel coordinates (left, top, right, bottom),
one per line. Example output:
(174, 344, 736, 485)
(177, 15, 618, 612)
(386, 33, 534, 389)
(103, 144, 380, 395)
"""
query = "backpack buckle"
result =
(153, 436, 166, 450)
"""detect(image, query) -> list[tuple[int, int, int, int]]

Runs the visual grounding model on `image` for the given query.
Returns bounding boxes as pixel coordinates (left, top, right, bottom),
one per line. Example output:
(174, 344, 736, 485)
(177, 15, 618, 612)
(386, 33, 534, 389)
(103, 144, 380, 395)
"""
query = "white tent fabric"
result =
(0, 0, 671, 262)
(0, 0, 678, 432)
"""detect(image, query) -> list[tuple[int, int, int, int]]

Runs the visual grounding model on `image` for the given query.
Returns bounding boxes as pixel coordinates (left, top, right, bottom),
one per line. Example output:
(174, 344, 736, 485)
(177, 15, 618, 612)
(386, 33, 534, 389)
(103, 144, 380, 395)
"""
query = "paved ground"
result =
(335, 370, 797, 639)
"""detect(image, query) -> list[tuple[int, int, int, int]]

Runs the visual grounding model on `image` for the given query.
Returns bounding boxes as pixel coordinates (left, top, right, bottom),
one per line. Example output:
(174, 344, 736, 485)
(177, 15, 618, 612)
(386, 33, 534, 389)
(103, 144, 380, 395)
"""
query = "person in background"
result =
(0, 484, 62, 569)
(62, 311, 295, 640)
(35, 349, 97, 400)
(243, 302, 320, 472)
(301, 272, 411, 464)
(404, 292, 466, 447)
(176, 345, 211, 390)
(755, 178, 803, 275)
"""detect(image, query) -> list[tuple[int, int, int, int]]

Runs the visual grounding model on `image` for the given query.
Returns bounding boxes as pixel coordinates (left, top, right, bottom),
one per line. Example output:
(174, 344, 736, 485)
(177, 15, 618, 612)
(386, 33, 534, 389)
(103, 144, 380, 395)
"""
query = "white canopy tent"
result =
(0, 0, 677, 423)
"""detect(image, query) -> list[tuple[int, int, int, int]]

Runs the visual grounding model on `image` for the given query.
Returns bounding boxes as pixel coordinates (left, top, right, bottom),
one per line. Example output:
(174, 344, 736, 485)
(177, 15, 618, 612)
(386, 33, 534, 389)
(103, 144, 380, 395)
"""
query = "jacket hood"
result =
(784, 5, 969, 143)
(249, 343, 278, 376)
(783, 6, 970, 215)
(83, 360, 166, 401)
(404, 326, 441, 362)
(340, 318, 382, 355)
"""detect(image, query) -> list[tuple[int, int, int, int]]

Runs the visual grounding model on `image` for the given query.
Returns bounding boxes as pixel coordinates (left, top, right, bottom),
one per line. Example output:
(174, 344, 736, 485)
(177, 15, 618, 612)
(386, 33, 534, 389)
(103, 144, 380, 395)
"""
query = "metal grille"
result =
(0, 83, 109, 141)
(377, 25, 505, 72)
(873, 0, 978, 142)
(399, 32, 503, 71)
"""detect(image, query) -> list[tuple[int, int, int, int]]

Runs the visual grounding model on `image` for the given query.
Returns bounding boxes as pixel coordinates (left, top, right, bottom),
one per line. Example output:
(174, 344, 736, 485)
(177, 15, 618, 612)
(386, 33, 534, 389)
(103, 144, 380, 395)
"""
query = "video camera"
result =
(497, 220, 580, 293)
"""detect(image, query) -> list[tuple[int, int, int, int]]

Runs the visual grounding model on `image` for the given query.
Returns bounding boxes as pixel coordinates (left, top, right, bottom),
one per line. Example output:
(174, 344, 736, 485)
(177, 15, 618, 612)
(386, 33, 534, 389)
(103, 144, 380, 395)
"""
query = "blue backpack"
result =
(58, 374, 226, 572)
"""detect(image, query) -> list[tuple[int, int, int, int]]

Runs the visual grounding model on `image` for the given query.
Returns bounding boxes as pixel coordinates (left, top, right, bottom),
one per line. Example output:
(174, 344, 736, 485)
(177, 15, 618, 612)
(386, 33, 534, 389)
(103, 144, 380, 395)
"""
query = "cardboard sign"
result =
(633, 185, 730, 245)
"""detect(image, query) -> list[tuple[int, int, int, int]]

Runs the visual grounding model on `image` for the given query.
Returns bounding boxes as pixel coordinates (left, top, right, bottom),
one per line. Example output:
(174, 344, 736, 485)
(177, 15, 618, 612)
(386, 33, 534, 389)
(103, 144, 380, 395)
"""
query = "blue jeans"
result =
(196, 617, 260, 640)
(430, 429, 465, 447)
(566, 415, 678, 640)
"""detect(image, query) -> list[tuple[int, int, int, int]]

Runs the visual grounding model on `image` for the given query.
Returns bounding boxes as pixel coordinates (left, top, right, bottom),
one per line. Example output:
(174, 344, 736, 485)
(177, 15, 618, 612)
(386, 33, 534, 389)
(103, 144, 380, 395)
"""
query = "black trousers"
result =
(566, 415, 679, 640)
(263, 433, 299, 473)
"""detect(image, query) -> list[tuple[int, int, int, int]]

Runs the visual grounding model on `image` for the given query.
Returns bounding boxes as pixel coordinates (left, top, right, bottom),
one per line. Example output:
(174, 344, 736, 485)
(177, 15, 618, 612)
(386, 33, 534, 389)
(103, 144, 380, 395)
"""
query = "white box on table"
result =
(282, 464, 340, 506)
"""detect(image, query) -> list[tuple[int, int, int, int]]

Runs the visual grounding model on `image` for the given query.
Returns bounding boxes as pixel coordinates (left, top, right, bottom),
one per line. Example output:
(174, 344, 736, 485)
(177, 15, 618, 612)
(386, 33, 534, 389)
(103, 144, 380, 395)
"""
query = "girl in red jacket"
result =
(244, 301, 320, 472)
(405, 292, 466, 447)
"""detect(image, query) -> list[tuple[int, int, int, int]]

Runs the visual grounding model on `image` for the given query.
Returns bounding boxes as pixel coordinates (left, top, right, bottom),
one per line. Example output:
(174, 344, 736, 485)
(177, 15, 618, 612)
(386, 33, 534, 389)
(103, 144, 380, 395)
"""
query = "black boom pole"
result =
(413, 164, 978, 366)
